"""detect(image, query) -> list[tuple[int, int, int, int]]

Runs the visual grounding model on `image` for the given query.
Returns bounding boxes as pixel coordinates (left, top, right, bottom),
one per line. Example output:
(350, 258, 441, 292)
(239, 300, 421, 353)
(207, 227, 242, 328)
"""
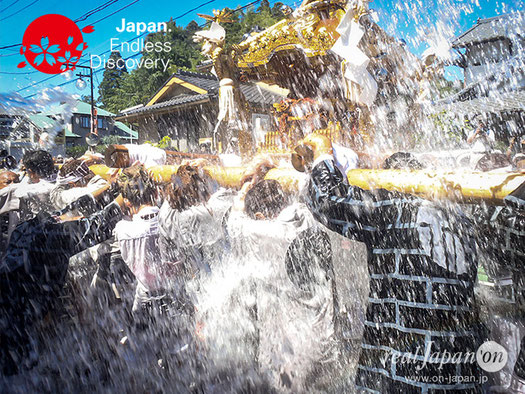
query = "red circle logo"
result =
(18, 14, 93, 74)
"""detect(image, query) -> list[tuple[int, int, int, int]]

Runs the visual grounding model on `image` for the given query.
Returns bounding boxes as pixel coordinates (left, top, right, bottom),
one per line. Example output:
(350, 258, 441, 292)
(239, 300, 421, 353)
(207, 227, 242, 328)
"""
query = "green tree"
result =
(271, 2, 285, 16)
(224, 2, 285, 48)
(101, 135, 121, 146)
(98, 51, 128, 113)
(99, 1, 286, 113)
(257, 0, 271, 13)
(80, 94, 97, 105)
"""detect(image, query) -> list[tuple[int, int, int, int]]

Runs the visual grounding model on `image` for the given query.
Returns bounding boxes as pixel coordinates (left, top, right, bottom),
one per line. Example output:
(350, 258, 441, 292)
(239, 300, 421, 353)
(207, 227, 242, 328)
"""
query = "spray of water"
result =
(2, 0, 525, 391)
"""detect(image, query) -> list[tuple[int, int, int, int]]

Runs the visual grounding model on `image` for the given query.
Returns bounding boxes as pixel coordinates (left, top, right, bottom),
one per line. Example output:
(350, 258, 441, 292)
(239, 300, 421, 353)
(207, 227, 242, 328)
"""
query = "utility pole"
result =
(76, 59, 99, 147)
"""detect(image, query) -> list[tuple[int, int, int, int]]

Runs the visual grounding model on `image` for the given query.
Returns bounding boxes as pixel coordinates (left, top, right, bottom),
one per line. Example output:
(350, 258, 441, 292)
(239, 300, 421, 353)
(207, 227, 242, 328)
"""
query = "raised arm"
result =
(307, 158, 383, 242)
(298, 135, 416, 243)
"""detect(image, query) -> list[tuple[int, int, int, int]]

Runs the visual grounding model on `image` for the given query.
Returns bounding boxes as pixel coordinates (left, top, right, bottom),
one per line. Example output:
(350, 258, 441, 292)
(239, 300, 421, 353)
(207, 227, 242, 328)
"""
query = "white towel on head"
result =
(125, 144, 167, 168)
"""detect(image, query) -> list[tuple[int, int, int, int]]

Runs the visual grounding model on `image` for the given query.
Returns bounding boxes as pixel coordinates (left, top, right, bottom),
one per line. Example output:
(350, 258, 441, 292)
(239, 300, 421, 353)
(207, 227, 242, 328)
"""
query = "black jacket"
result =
(306, 159, 481, 393)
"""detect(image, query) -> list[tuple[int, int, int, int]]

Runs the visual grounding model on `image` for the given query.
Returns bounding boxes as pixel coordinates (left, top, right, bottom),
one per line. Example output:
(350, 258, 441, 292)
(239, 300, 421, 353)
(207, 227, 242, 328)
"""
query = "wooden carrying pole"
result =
(104, 144, 221, 168)
(90, 163, 525, 204)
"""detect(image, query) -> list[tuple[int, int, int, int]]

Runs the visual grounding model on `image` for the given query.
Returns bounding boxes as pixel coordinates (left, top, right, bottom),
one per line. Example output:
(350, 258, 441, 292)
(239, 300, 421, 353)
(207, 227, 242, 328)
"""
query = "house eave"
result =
(115, 97, 212, 122)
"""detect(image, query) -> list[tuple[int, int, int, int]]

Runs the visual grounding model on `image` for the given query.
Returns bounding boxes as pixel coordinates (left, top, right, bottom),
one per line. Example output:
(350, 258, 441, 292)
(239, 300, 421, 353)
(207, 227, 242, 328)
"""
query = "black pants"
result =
(0, 203, 121, 375)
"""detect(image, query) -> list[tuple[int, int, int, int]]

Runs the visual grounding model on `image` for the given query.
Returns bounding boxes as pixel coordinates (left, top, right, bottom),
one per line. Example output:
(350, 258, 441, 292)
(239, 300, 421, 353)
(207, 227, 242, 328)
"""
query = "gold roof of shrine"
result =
(236, 1, 347, 69)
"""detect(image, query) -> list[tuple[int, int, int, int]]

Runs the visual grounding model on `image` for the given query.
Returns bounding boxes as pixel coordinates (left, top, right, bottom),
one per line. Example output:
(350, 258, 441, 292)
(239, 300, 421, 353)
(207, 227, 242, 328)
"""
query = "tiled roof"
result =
(175, 71, 284, 105)
(117, 71, 285, 118)
(118, 94, 210, 116)
(453, 12, 524, 47)
(176, 70, 219, 92)
(28, 113, 59, 130)
(28, 114, 80, 137)
(114, 121, 138, 139)
(47, 100, 115, 117)
(434, 89, 525, 115)
(240, 83, 283, 106)
(120, 104, 144, 114)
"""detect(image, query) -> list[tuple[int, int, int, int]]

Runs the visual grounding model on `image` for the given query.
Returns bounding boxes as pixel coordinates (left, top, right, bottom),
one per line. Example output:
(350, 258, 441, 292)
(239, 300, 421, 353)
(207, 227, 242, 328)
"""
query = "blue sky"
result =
(0, 0, 523, 101)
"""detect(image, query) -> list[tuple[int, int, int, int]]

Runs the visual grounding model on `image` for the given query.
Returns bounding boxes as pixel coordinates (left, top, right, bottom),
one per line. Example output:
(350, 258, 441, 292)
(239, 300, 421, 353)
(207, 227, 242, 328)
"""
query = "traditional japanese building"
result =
(0, 111, 48, 160)
(115, 70, 286, 151)
(437, 12, 525, 140)
(46, 100, 138, 147)
(453, 12, 524, 87)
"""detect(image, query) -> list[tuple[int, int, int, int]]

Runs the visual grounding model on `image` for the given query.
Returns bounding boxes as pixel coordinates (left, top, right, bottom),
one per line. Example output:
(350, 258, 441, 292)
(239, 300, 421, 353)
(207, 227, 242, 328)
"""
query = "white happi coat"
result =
(226, 203, 337, 392)
(15, 176, 56, 219)
(115, 206, 166, 310)
(0, 184, 21, 261)
(50, 175, 108, 212)
(158, 188, 235, 274)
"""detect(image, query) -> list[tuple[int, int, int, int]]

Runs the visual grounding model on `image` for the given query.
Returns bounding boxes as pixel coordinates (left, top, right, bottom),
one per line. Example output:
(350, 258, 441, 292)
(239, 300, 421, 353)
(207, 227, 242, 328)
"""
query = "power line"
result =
(0, 0, 21, 13)
(0, 0, 257, 51)
(0, 43, 20, 50)
(23, 51, 142, 99)
(15, 72, 58, 92)
(82, 0, 216, 58)
(175, 0, 216, 22)
(74, 0, 120, 23)
(0, 0, 40, 22)
(0, 0, 121, 50)
(85, 0, 217, 56)
(87, 0, 141, 26)
(0, 0, 220, 51)
(15, 0, 215, 92)
(12, 2, 147, 93)
(14, 0, 261, 94)
(0, 70, 36, 74)
(15, 37, 145, 92)
(198, 0, 262, 28)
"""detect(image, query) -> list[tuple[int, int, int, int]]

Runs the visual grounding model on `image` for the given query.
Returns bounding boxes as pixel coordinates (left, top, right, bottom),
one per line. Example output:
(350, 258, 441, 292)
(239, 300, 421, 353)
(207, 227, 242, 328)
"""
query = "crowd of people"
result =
(0, 137, 524, 392)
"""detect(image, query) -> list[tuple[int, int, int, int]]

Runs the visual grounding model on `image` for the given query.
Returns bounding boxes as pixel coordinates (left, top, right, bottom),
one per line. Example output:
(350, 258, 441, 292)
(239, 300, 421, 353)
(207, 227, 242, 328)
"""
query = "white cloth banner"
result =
(330, 10, 377, 107)
(217, 79, 237, 123)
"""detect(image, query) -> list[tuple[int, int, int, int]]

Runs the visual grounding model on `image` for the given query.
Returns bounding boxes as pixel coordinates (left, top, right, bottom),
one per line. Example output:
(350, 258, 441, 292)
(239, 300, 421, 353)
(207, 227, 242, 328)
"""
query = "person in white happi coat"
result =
(50, 159, 111, 215)
(17, 150, 57, 220)
(0, 152, 57, 260)
(226, 179, 339, 392)
(0, 171, 21, 261)
(158, 165, 235, 318)
(113, 166, 174, 316)
(159, 165, 234, 275)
